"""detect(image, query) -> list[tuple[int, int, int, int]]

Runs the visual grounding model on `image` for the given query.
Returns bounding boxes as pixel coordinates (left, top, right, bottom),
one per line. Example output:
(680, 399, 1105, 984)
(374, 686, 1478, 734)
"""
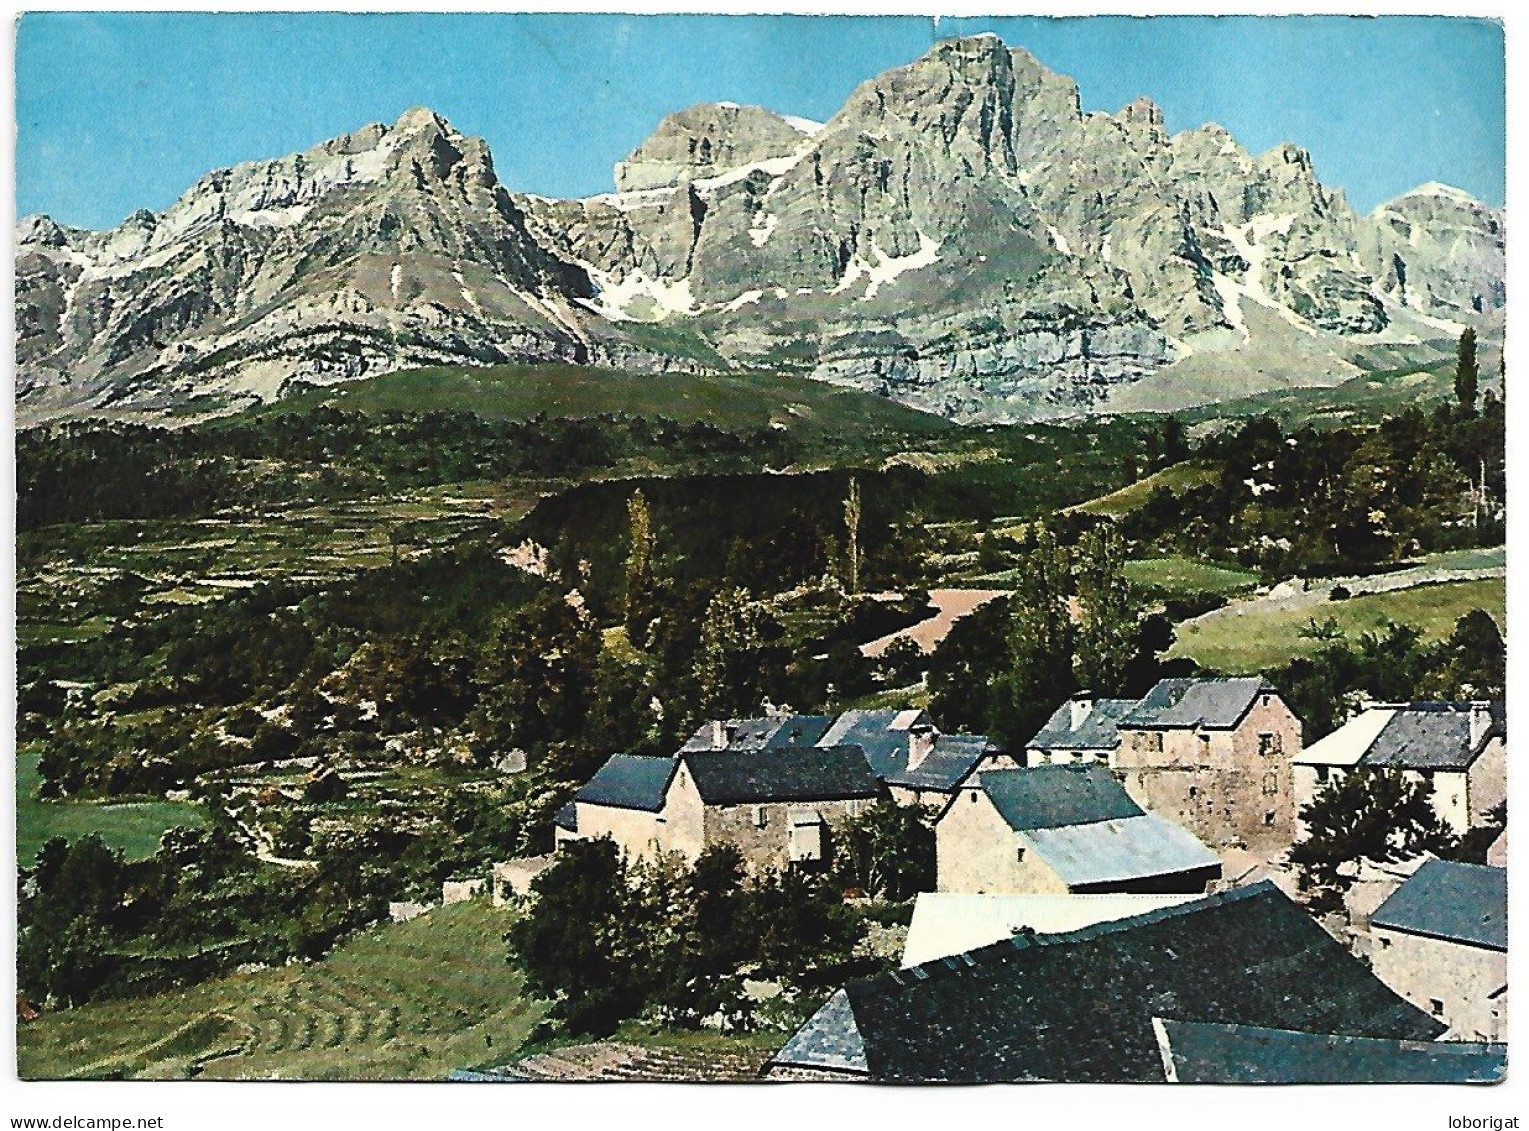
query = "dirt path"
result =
(861, 588, 1007, 658)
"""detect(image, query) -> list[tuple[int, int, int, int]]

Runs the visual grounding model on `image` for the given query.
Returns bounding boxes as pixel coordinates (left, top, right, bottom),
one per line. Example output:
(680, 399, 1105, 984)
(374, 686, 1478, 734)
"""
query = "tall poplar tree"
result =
(842, 477, 862, 593)
(1455, 327, 1479, 412)
(623, 488, 656, 648)
(1073, 524, 1141, 696)
(991, 525, 1076, 745)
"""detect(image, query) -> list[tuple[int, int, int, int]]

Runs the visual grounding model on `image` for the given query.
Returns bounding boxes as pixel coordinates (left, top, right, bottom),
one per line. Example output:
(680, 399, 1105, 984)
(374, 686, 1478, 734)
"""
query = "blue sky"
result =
(16, 13, 1505, 230)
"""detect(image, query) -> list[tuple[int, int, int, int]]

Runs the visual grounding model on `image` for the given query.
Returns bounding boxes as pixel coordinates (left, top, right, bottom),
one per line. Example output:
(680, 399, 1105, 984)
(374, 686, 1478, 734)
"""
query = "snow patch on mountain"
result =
(831, 232, 942, 301)
(581, 266, 697, 321)
(749, 212, 780, 247)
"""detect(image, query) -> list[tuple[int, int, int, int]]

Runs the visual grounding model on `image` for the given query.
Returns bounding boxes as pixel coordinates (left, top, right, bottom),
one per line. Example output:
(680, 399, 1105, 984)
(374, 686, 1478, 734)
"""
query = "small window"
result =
(1258, 733, 1282, 757)
(1016, 846, 1026, 863)
(1188, 786, 1199, 799)
(970, 791, 978, 804)
(753, 805, 767, 828)
(1264, 811, 1275, 826)
(1380, 937, 1392, 950)
(1263, 771, 1279, 795)
(1430, 999, 1445, 1017)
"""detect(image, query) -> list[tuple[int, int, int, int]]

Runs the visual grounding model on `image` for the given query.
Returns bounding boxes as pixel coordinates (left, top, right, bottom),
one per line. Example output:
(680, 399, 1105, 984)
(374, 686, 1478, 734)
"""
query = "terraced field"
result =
(18, 900, 548, 1081)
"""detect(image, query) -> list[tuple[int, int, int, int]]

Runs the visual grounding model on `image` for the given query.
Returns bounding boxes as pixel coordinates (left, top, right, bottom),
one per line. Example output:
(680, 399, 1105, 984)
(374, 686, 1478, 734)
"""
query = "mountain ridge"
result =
(16, 35, 1505, 426)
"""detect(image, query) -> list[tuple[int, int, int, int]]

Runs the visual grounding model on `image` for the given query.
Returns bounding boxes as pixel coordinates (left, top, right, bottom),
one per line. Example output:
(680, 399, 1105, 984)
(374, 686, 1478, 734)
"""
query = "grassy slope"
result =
(1178, 357, 1505, 430)
(17, 746, 206, 866)
(1124, 557, 1260, 596)
(1169, 578, 1505, 673)
(258, 363, 953, 439)
(18, 900, 547, 1081)
(1068, 460, 1217, 517)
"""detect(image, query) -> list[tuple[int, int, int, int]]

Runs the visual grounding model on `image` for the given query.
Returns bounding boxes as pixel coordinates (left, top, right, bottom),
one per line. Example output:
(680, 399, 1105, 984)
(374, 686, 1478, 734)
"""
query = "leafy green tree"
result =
(928, 596, 1012, 735)
(1418, 610, 1505, 700)
(646, 846, 753, 1028)
(742, 868, 860, 990)
(1455, 326, 1479, 411)
(1072, 524, 1141, 696)
(585, 650, 662, 756)
(505, 837, 649, 1036)
(990, 526, 1076, 746)
(17, 835, 128, 1007)
(692, 586, 777, 722)
(623, 489, 657, 648)
(468, 588, 601, 762)
(833, 799, 935, 900)
(1289, 768, 1458, 910)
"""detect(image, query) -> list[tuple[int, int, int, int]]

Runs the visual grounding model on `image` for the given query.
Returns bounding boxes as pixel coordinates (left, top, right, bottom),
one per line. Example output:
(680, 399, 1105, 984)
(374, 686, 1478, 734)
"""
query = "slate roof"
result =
(1363, 702, 1504, 771)
(1119, 677, 1274, 731)
(819, 708, 927, 746)
(771, 989, 868, 1074)
(817, 709, 928, 777)
(1155, 1019, 1506, 1084)
(574, 754, 677, 813)
(1028, 698, 1138, 751)
(1370, 859, 1507, 951)
(679, 714, 837, 753)
(770, 881, 1445, 1083)
(883, 733, 992, 793)
(1022, 814, 1221, 890)
(553, 800, 577, 832)
(978, 765, 1143, 832)
(681, 745, 883, 806)
(678, 716, 781, 753)
(764, 715, 836, 749)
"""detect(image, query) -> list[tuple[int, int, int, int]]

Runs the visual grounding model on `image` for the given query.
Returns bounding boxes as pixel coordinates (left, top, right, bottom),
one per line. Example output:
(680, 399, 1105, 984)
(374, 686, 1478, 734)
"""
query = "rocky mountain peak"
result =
(615, 102, 810, 192)
(16, 214, 72, 248)
(392, 105, 454, 138)
(1119, 96, 1164, 127)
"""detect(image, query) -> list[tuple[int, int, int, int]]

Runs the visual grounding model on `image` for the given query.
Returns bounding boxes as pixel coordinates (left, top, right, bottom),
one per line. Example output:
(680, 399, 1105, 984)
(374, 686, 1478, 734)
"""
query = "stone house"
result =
(662, 746, 884, 870)
(1026, 693, 1137, 766)
(1112, 677, 1303, 853)
(767, 881, 1443, 1082)
(1365, 859, 1507, 1042)
(556, 745, 884, 872)
(556, 753, 677, 861)
(934, 764, 1221, 896)
(1292, 701, 1505, 837)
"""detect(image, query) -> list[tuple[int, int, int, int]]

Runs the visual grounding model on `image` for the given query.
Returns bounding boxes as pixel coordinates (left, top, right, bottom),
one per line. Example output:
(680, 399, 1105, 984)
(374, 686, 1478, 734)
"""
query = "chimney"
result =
(1470, 701, 1495, 750)
(1069, 691, 1094, 732)
(710, 719, 727, 750)
(908, 724, 936, 770)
